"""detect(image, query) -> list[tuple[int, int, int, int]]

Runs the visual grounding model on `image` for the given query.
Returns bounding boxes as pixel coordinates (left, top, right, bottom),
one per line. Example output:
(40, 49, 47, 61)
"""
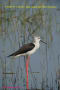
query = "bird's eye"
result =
(38, 37, 40, 39)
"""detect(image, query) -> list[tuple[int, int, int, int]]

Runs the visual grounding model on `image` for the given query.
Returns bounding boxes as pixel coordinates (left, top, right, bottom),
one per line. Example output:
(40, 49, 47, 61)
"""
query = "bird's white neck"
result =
(34, 40, 40, 49)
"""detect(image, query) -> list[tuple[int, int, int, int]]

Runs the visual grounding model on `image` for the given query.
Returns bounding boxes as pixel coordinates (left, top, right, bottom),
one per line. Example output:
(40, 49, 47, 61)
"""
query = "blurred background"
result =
(0, 0, 60, 89)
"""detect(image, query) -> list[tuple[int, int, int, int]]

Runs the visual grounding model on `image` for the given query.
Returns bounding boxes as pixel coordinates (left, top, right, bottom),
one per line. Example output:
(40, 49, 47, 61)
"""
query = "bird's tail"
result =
(7, 53, 15, 57)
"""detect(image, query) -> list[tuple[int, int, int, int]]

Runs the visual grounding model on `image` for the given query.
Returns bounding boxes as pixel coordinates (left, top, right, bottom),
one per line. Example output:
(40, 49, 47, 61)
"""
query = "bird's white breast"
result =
(27, 42, 40, 55)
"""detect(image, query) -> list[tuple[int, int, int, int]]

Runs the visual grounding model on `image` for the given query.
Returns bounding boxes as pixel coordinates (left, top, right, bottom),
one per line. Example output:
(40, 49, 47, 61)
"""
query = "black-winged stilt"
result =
(7, 36, 47, 90)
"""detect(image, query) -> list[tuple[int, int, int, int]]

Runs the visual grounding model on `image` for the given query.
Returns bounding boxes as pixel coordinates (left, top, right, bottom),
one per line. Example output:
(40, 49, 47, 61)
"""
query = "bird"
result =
(7, 36, 47, 58)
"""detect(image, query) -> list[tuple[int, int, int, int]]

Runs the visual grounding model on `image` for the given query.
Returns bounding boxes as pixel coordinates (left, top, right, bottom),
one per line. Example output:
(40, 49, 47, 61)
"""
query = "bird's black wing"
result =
(7, 43, 35, 57)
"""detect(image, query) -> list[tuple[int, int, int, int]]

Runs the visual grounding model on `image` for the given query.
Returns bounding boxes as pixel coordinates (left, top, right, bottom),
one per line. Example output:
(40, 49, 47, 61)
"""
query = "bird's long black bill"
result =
(40, 40, 47, 44)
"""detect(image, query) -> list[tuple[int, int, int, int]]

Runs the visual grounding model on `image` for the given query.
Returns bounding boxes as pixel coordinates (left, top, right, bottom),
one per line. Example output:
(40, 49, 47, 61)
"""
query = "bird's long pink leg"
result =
(26, 56, 30, 90)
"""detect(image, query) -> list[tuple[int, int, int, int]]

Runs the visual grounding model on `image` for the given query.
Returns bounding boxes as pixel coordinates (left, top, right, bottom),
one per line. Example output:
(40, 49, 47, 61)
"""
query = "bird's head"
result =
(34, 36, 47, 44)
(34, 36, 40, 42)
